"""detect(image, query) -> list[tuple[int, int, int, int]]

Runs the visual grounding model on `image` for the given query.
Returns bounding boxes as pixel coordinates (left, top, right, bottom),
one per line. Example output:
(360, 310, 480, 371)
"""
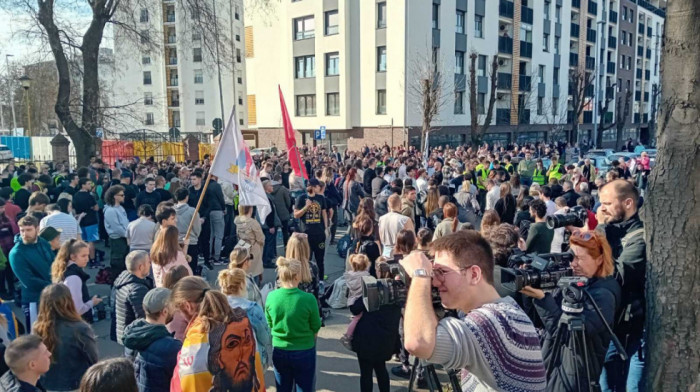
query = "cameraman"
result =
(400, 231, 546, 391)
(521, 231, 621, 391)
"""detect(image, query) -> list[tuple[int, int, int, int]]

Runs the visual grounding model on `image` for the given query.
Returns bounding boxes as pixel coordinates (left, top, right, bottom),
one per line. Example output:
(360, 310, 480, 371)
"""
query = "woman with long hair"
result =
(495, 182, 517, 224)
(434, 202, 459, 239)
(349, 215, 381, 276)
(352, 198, 380, 243)
(171, 276, 265, 391)
(34, 284, 99, 391)
(51, 239, 102, 323)
(284, 232, 319, 299)
(422, 188, 440, 220)
(342, 168, 365, 223)
(480, 210, 501, 237)
(454, 180, 481, 229)
(393, 229, 416, 259)
(265, 257, 322, 392)
(151, 226, 192, 288)
(235, 205, 265, 284)
(218, 268, 272, 369)
(163, 264, 191, 341)
(228, 247, 263, 307)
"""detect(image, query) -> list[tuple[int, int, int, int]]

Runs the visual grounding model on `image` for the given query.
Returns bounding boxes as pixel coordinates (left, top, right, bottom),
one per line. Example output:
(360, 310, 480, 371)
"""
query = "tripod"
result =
(549, 288, 628, 392)
(407, 358, 461, 392)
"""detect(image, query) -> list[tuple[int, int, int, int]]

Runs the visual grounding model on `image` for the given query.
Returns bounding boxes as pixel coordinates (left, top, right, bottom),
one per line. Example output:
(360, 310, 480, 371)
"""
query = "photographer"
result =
(520, 231, 621, 391)
(400, 231, 546, 391)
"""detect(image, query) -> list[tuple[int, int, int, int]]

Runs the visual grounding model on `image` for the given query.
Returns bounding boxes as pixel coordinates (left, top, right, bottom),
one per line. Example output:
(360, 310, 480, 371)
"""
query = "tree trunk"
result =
(644, 1, 700, 390)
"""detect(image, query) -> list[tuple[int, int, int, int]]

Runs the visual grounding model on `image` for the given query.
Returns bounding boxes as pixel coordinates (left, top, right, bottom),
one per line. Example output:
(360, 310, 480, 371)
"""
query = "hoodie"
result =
(104, 204, 129, 238)
(8, 236, 54, 303)
(344, 270, 370, 306)
(123, 319, 182, 392)
(174, 203, 201, 245)
(270, 184, 292, 222)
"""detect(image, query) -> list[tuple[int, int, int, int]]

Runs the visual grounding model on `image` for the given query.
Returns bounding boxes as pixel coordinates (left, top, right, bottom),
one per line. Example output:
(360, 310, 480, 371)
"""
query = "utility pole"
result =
(213, 0, 226, 132)
(592, 0, 607, 149)
(5, 55, 17, 132)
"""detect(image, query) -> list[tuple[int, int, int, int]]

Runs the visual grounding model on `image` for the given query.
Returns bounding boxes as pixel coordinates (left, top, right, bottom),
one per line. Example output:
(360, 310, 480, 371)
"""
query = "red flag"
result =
(279, 85, 309, 180)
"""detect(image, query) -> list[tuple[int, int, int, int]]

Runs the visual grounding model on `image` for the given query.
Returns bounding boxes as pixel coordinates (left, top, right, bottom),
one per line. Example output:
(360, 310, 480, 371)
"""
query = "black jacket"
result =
(112, 270, 154, 345)
(349, 298, 401, 361)
(136, 190, 162, 211)
(188, 185, 210, 218)
(0, 371, 46, 392)
(123, 319, 182, 392)
(363, 168, 376, 194)
(64, 263, 94, 323)
(534, 276, 621, 392)
(206, 180, 226, 212)
(40, 319, 98, 391)
(561, 190, 580, 208)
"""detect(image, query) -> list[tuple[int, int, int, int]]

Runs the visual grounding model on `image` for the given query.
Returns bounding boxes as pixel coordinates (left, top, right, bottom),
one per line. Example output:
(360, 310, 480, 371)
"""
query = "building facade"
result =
(111, 0, 247, 137)
(244, 0, 664, 151)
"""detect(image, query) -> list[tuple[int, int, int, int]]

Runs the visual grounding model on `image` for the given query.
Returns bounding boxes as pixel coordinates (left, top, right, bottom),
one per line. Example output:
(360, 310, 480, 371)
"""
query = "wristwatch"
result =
(413, 269, 432, 278)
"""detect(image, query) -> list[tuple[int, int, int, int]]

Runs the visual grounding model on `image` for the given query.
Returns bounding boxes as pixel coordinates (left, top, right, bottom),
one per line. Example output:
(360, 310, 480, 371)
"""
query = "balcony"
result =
(497, 73, 512, 89)
(635, 91, 641, 101)
(583, 111, 593, 123)
(499, 36, 513, 54)
(569, 53, 579, 67)
(588, 1, 597, 15)
(608, 36, 617, 49)
(496, 109, 510, 125)
(167, 35, 177, 44)
(586, 29, 597, 43)
(638, 0, 666, 18)
(585, 56, 595, 70)
(168, 57, 177, 65)
(520, 41, 533, 58)
(166, 13, 175, 23)
(521, 6, 534, 25)
(519, 109, 531, 124)
(572, 0, 580, 8)
(499, 0, 514, 18)
(571, 23, 580, 37)
(609, 10, 618, 23)
(169, 100, 179, 107)
(519, 75, 532, 91)
(645, 70, 650, 80)
(168, 79, 178, 87)
(607, 62, 616, 74)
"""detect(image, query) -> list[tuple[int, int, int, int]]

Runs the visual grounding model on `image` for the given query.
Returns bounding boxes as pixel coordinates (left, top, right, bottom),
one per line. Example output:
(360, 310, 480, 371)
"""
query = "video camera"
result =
(500, 252, 574, 292)
(557, 276, 589, 313)
(546, 206, 587, 229)
(361, 263, 442, 312)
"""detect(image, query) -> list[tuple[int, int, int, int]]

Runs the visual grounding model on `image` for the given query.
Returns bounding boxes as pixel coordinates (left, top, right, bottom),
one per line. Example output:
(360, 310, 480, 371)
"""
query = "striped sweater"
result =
(428, 296, 546, 391)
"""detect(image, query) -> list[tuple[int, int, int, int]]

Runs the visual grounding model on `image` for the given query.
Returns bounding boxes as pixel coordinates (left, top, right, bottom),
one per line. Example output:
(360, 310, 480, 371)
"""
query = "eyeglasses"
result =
(432, 265, 473, 283)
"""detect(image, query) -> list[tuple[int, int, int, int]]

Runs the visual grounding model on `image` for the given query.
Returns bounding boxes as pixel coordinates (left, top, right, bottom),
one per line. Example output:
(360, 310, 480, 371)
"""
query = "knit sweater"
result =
(428, 296, 546, 391)
(264, 287, 321, 351)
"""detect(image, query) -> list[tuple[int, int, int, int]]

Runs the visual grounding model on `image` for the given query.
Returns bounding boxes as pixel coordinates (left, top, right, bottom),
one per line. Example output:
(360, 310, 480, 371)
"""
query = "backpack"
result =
(336, 234, 352, 258)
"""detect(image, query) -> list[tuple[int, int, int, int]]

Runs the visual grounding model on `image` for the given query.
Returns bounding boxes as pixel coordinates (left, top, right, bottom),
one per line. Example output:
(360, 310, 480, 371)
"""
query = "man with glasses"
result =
(399, 230, 546, 391)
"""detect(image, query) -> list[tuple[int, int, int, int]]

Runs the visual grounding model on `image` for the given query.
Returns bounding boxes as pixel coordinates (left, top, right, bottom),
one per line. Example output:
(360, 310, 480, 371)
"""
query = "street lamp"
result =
(18, 75, 31, 136)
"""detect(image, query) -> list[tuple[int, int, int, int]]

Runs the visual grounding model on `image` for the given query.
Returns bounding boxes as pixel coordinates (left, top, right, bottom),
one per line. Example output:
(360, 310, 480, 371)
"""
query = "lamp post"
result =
(19, 75, 32, 136)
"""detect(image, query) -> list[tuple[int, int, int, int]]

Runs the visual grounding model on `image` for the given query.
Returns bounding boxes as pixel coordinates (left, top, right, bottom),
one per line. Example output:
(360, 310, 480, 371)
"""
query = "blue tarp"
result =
(0, 136, 32, 159)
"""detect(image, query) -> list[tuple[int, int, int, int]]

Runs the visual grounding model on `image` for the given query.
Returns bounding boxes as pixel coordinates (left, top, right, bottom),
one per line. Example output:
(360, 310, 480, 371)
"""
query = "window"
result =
(140, 30, 149, 44)
(543, 33, 550, 51)
(294, 16, 315, 40)
(236, 48, 242, 63)
(477, 93, 485, 114)
(477, 55, 487, 77)
(235, 5, 240, 20)
(552, 97, 559, 115)
(295, 55, 316, 78)
(326, 52, 339, 76)
(377, 46, 387, 72)
(326, 93, 340, 115)
(145, 113, 154, 125)
(192, 32, 201, 42)
(236, 34, 240, 42)
(432, 4, 439, 29)
(193, 48, 202, 62)
(195, 91, 204, 105)
(296, 95, 316, 116)
(629, 9, 634, 23)
(537, 97, 544, 115)
(554, 37, 560, 54)
(555, 5, 561, 22)
(143, 71, 152, 85)
(454, 91, 464, 114)
(325, 10, 339, 35)
(553, 67, 559, 84)
(377, 90, 386, 114)
(140, 9, 149, 23)
(520, 26, 532, 42)
(194, 69, 203, 84)
(172, 111, 180, 127)
(618, 78, 622, 92)
(196, 111, 206, 126)
(377, 2, 387, 28)
(538, 65, 545, 83)
(544, 1, 550, 20)
(475, 15, 483, 38)
(142, 55, 151, 65)
(451, 11, 463, 34)
(455, 51, 464, 74)
(622, 6, 627, 21)
(144, 92, 153, 105)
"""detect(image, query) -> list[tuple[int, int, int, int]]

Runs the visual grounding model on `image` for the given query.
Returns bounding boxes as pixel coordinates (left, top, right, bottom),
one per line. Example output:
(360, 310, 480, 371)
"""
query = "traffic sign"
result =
(314, 130, 321, 140)
(95, 128, 104, 138)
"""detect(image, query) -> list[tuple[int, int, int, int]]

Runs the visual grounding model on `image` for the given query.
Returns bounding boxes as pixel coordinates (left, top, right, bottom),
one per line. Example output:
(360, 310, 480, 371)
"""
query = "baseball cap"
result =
(39, 227, 61, 242)
(308, 178, 321, 187)
(143, 288, 172, 314)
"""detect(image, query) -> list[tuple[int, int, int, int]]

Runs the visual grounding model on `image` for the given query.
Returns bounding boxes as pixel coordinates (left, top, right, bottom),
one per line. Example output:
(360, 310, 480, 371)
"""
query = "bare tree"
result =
(594, 84, 618, 148)
(613, 89, 632, 150)
(568, 67, 595, 145)
(467, 52, 498, 146)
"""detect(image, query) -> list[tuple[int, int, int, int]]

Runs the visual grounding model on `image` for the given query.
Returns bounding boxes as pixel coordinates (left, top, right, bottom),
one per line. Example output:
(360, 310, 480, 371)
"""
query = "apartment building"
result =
(244, 0, 664, 150)
(111, 0, 247, 137)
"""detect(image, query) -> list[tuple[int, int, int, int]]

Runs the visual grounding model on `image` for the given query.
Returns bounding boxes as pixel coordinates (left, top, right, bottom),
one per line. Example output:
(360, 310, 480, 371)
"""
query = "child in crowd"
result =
(340, 254, 371, 350)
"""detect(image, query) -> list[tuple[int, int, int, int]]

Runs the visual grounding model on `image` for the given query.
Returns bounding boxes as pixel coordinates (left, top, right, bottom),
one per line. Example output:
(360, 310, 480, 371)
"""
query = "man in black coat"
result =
(363, 158, 377, 195)
(561, 180, 580, 208)
(112, 250, 153, 350)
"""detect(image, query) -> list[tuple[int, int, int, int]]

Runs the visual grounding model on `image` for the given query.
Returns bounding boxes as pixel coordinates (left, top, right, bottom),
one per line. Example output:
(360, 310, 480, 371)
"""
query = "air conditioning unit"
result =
(500, 24, 507, 31)
(497, 93, 506, 101)
(498, 59, 506, 66)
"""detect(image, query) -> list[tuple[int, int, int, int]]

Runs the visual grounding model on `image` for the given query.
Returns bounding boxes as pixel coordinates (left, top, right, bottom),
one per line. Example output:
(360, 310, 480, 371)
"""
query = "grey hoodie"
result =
(270, 183, 292, 221)
(174, 202, 201, 245)
(344, 270, 370, 305)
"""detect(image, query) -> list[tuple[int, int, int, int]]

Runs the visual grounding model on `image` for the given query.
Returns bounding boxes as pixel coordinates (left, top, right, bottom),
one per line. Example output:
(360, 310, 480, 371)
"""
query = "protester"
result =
(34, 284, 99, 391)
(104, 185, 130, 278)
(205, 176, 226, 265)
(173, 188, 201, 273)
(0, 335, 51, 392)
(228, 247, 264, 307)
(524, 199, 554, 253)
(495, 182, 517, 224)
(378, 194, 414, 257)
(72, 178, 102, 268)
(283, 233, 320, 301)
(135, 177, 161, 211)
(113, 251, 153, 347)
(151, 226, 192, 288)
(235, 205, 265, 284)
(434, 202, 459, 239)
(39, 198, 79, 244)
(293, 178, 330, 281)
(348, 216, 380, 276)
(261, 180, 280, 268)
(51, 239, 102, 323)
(79, 358, 138, 392)
(340, 254, 371, 350)
(126, 205, 157, 252)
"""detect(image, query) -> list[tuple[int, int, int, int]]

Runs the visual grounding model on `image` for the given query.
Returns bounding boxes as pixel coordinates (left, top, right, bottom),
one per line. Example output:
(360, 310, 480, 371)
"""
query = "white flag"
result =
(210, 110, 271, 221)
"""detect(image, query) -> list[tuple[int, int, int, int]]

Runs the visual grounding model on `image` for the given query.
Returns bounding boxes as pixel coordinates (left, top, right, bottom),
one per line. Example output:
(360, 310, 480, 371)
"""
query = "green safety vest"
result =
(475, 164, 489, 190)
(548, 164, 563, 181)
(533, 169, 546, 185)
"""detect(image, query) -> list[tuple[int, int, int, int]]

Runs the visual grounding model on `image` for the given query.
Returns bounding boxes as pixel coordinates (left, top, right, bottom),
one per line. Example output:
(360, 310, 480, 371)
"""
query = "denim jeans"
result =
(209, 210, 225, 260)
(600, 332, 646, 392)
(272, 347, 316, 392)
(263, 228, 277, 265)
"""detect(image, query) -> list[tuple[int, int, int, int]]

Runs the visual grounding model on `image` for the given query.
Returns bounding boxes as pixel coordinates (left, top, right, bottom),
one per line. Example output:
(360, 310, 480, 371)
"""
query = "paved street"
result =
(7, 228, 441, 391)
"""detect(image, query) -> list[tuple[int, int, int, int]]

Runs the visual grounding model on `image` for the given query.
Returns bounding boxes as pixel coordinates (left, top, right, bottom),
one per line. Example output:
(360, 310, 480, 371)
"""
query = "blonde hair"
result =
(275, 257, 302, 284)
(51, 239, 89, 283)
(348, 254, 370, 272)
(171, 276, 232, 332)
(218, 268, 247, 296)
(285, 234, 313, 283)
(228, 247, 251, 269)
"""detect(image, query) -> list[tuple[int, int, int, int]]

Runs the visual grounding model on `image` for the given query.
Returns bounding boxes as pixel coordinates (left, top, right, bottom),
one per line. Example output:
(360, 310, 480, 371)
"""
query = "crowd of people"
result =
(0, 138, 650, 392)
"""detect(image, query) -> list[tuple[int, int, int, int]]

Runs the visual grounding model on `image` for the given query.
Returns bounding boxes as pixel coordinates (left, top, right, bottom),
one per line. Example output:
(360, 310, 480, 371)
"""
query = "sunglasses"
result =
(571, 230, 595, 242)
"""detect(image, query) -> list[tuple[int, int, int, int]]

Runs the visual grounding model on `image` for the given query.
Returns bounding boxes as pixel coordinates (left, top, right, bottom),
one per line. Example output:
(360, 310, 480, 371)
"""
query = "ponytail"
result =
(51, 239, 88, 283)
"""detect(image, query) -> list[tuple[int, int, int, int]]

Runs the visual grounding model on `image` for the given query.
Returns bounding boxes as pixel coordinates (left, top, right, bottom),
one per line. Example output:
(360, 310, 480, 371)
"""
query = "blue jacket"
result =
(8, 235, 54, 304)
(122, 318, 182, 392)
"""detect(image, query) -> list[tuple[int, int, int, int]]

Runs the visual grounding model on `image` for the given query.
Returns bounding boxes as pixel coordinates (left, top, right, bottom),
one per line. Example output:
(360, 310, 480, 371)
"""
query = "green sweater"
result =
(265, 287, 321, 351)
(525, 221, 554, 254)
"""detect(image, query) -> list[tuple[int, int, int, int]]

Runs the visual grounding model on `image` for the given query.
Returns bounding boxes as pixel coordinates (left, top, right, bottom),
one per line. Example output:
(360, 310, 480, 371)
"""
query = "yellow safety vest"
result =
(504, 163, 514, 174)
(548, 164, 563, 181)
(533, 169, 546, 185)
(475, 164, 489, 190)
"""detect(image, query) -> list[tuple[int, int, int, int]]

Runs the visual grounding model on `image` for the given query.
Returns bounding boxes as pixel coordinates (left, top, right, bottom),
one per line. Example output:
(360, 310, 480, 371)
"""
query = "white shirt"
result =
(485, 187, 500, 211)
(40, 212, 79, 244)
(545, 200, 557, 217)
(416, 177, 428, 194)
(550, 209, 566, 253)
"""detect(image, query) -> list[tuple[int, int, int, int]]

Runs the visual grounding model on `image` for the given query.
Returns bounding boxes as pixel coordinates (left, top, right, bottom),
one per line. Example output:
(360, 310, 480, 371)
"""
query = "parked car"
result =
(0, 145, 14, 161)
(585, 149, 615, 160)
(606, 152, 638, 165)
